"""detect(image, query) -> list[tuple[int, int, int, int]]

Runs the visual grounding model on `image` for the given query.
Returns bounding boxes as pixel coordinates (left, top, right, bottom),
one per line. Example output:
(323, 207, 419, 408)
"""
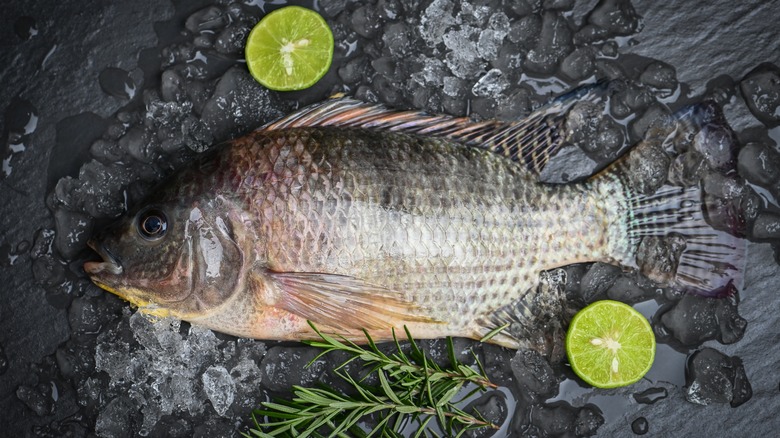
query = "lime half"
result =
(566, 300, 656, 388)
(245, 6, 334, 91)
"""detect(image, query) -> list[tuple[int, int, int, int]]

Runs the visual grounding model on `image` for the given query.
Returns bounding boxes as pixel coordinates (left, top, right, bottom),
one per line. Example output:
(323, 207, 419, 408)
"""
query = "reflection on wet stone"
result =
(685, 348, 752, 407)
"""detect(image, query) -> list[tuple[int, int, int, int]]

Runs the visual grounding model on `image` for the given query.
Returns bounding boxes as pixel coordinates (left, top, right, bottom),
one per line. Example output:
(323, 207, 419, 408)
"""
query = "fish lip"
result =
(84, 240, 123, 276)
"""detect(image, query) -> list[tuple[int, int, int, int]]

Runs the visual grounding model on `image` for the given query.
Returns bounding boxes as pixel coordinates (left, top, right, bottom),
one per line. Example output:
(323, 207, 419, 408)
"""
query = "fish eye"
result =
(137, 209, 168, 240)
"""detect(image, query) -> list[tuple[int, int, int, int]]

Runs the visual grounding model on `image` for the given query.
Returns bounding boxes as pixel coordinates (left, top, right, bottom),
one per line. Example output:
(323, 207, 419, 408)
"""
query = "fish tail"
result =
(595, 105, 745, 298)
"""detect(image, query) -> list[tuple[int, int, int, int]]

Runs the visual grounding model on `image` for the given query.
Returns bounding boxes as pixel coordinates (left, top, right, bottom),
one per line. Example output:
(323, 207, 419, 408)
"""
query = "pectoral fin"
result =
(269, 271, 439, 331)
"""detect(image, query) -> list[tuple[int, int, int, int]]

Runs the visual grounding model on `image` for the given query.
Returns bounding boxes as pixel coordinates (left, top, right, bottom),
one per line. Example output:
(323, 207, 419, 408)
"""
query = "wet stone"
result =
(524, 11, 574, 75)
(630, 103, 674, 140)
(621, 137, 670, 194)
(509, 0, 535, 17)
(32, 254, 66, 289)
(510, 349, 558, 400)
(351, 5, 383, 39)
(702, 173, 750, 236)
(579, 262, 622, 303)
(544, 0, 574, 11)
(668, 150, 706, 187)
(636, 234, 685, 286)
(99, 67, 136, 100)
(161, 69, 185, 102)
(215, 22, 251, 55)
(610, 82, 655, 119)
(185, 6, 228, 34)
(371, 57, 396, 77)
(321, 0, 349, 18)
(565, 101, 625, 163)
(53, 209, 92, 260)
(633, 387, 668, 404)
(659, 294, 747, 346)
(507, 14, 541, 47)
(16, 384, 55, 416)
(639, 61, 678, 90)
(685, 348, 752, 407)
(605, 274, 658, 303)
(56, 345, 94, 380)
(339, 56, 370, 85)
(575, 405, 604, 437)
(693, 123, 738, 173)
(496, 88, 533, 121)
(531, 402, 578, 436)
(738, 142, 780, 186)
(482, 345, 516, 387)
(600, 41, 619, 58)
(578, 0, 641, 43)
(559, 47, 596, 81)
(461, 392, 507, 436)
(739, 62, 780, 127)
(382, 22, 410, 57)
(751, 211, 780, 242)
(200, 66, 283, 144)
(193, 33, 215, 49)
(598, 62, 631, 90)
(631, 417, 649, 435)
(68, 296, 103, 337)
(704, 74, 737, 106)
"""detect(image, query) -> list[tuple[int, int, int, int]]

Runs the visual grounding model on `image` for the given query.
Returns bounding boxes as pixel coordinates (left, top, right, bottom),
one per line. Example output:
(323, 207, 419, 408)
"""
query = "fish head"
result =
(84, 194, 247, 320)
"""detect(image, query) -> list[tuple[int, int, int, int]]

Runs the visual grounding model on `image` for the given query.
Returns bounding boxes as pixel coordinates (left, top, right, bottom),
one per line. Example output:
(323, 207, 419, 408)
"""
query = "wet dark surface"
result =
(1, 0, 780, 436)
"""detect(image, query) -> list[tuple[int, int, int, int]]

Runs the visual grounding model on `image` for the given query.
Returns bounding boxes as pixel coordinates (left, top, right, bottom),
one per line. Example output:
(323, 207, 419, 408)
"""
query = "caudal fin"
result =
(624, 184, 745, 297)
(593, 102, 745, 298)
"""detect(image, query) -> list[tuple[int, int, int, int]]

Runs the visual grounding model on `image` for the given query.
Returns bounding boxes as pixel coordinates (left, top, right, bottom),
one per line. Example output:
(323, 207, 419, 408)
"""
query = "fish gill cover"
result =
(0, 0, 779, 437)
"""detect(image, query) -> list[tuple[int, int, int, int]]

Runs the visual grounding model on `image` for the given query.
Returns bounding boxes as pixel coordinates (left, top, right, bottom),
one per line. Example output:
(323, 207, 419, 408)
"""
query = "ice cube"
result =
(202, 365, 236, 416)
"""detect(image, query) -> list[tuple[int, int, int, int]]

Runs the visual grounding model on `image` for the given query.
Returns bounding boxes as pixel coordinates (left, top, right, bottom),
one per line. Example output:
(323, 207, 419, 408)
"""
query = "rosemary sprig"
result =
(246, 322, 501, 438)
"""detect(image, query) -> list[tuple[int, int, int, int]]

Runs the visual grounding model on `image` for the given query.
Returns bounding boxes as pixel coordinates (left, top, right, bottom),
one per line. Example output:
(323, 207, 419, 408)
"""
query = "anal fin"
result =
(269, 271, 440, 331)
(474, 269, 571, 359)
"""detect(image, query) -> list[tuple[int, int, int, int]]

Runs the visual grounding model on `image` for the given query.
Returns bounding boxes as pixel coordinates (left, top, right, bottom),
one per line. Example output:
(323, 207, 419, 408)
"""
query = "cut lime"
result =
(565, 300, 656, 388)
(245, 6, 334, 91)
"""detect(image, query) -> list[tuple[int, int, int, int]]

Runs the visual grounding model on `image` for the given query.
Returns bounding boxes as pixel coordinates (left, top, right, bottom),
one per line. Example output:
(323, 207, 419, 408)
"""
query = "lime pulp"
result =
(565, 300, 656, 389)
(245, 6, 334, 91)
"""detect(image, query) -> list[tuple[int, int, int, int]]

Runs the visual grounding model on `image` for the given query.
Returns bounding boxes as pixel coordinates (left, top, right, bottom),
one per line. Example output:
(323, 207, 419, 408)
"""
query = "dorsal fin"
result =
(260, 84, 606, 175)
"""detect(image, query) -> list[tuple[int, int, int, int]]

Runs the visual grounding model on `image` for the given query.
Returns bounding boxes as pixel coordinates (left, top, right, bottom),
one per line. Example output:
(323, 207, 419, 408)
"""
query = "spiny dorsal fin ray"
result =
(261, 83, 607, 175)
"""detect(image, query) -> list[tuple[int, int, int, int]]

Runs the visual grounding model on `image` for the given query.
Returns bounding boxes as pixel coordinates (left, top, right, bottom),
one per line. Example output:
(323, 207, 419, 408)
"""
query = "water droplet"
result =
(99, 67, 137, 99)
(633, 386, 668, 404)
(631, 416, 649, 435)
(14, 16, 38, 40)
(0, 343, 8, 374)
(3, 97, 38, 177)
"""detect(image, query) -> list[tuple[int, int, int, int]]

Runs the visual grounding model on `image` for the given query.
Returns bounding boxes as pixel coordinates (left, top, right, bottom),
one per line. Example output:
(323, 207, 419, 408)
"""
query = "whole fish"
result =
(84, 92, 743, 356)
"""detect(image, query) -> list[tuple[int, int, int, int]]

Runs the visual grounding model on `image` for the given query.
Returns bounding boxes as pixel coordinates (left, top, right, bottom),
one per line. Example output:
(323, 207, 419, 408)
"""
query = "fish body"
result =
(85, 95, 743, 355)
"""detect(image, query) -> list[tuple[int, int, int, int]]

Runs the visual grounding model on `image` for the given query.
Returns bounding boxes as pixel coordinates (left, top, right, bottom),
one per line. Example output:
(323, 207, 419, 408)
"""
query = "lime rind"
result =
(245, 6, 334, 91)
(565, 300, 656, 389)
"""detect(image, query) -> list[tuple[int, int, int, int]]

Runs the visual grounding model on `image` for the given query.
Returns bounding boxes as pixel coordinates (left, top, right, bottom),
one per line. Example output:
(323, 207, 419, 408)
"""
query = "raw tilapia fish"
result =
(84, 88, 744, 356)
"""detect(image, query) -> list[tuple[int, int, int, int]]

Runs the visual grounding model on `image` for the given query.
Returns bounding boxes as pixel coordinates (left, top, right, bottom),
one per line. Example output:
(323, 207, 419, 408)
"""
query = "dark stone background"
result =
(1, 0, 779, 436)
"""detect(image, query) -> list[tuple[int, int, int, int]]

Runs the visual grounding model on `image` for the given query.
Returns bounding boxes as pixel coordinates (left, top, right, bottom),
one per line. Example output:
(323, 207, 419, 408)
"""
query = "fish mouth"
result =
(84, 240, 123, 276)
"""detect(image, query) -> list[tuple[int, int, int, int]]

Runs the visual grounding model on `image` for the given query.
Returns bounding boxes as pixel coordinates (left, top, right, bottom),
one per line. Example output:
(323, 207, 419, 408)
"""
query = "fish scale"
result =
(227, 127, 610, 336)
